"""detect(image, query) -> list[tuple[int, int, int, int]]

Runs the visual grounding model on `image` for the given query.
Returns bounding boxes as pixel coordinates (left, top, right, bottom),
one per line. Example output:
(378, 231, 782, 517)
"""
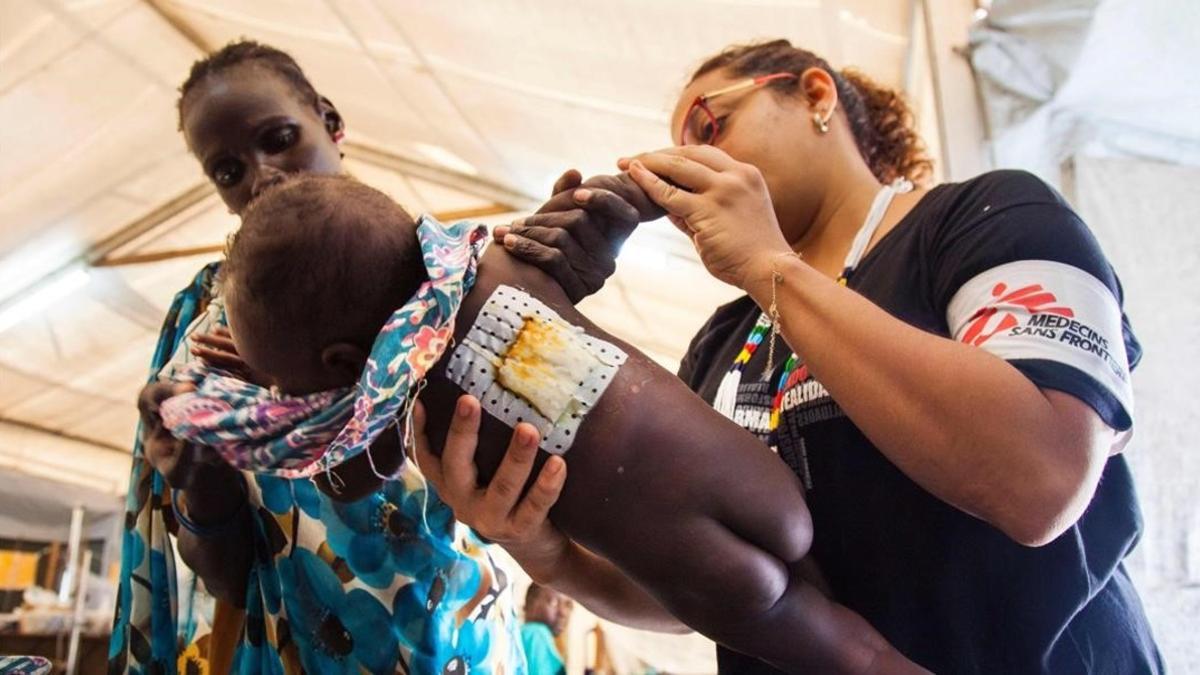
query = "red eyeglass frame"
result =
(679, 72, 799, 145)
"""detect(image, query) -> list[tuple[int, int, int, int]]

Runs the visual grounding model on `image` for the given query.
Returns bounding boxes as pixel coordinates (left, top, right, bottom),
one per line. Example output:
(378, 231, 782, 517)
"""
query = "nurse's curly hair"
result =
(176, 39, 319, 129)
(694, 39, 934, 185)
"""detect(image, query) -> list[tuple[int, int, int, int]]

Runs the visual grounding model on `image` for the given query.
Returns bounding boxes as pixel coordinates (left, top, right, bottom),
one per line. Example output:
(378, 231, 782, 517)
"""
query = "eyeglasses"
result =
(678, 72, 799, 145)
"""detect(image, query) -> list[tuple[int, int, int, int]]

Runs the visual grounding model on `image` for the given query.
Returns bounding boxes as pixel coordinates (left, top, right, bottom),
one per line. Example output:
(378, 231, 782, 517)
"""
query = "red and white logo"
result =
(946, 260, 1133, 422)
(960, 282, 1074, 347)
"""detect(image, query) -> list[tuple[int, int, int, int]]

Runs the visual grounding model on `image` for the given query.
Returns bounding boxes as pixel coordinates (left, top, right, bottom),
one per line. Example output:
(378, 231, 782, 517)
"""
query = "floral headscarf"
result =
(161, 216, 485, 479)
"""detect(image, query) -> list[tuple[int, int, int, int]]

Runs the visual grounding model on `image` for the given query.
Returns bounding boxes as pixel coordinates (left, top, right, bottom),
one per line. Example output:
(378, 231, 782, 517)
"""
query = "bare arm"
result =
(173, 466, 253, 605)
(743, 256, 1116, 546)
(138, 382, 252, 605)
(411, 396, 688, 633)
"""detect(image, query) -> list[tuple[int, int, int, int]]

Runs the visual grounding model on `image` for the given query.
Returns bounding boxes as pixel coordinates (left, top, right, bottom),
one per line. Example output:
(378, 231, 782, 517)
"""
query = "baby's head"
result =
(223, 174, 426, 394)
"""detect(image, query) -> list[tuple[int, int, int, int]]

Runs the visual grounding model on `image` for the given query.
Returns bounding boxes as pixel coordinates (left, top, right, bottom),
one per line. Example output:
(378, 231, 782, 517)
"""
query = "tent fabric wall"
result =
(0, 466, 121, 543)
(970, 0, 1200, 182)
(1070, 156, 1200, 672)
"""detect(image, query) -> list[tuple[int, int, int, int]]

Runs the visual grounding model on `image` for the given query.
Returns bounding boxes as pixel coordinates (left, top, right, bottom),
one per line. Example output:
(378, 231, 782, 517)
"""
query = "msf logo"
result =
(961, 283, 1074, 347)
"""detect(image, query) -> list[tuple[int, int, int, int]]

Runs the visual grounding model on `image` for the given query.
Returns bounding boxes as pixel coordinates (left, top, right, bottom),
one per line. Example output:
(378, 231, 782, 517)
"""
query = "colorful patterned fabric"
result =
(109, 262, 219, 675)
(0, 656, 52, 675)
(110, 222, 525, 674)
(161, 216, 485, 479)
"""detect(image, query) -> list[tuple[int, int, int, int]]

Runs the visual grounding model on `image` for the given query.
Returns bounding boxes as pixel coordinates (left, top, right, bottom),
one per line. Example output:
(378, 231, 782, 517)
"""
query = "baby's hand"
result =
(191, 326, 270, 386)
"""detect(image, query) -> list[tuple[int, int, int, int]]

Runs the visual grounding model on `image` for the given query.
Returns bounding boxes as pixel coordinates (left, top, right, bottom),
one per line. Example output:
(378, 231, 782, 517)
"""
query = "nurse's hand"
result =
(619, 146, 792, 290)
(411, 395, 570, 563)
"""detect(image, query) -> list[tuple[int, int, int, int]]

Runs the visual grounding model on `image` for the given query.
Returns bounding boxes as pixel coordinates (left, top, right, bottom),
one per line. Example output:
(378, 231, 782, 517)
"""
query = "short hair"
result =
(223, 174, 426, 357)
(525, 583, 555, 608)
(177, 39, 319, 129)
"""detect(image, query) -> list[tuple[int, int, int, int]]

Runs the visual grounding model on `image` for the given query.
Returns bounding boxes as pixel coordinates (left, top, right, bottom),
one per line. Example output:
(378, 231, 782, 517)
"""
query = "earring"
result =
(325, 112, 344, 141)
(812, 111, 830, 134)
(328, 120, 345, 158)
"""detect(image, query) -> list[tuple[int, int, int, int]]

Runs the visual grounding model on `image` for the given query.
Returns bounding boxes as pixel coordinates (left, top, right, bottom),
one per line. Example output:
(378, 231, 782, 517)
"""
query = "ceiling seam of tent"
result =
(0, 182, 215, 312)
(0, 418, 127, 455)
(0, 7, 129, 98)
(0, 455, 126, 496)
(39, 0, 178, 91)
(142, 0, 215, 53)
(343, 140, 540, 210)
(3, 87, 179, 203)
(320, 0, 482, 172)
(100, 189, 224, 261)
(364, 0, 524, 183)
(418, 55, 667, 124)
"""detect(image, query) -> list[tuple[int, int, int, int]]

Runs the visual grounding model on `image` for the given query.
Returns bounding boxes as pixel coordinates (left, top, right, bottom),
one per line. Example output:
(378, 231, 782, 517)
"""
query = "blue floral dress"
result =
(109, 264, 525, 674)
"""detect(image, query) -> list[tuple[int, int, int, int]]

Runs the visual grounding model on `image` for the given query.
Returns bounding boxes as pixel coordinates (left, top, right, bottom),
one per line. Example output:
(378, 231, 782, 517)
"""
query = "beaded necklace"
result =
(712, 179, 912, 437)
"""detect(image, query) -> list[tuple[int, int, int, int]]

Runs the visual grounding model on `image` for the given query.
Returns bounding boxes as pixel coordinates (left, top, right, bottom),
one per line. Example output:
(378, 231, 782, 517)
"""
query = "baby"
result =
(202, 174, 920, 673)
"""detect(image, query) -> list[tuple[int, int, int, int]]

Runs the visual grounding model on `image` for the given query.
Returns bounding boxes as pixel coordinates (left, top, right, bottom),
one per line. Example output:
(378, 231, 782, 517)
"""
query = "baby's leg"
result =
(604, 454, 888, 667)
(420, 250, 918, 672)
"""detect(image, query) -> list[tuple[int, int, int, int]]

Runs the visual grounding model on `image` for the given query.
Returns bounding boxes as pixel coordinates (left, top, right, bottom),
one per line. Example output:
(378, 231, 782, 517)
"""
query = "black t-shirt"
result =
(678, 171, 1164, 674)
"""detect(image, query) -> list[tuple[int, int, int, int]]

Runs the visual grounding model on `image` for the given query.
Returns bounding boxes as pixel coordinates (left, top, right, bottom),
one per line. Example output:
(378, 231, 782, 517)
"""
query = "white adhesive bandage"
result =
(445, 285, 627, 455)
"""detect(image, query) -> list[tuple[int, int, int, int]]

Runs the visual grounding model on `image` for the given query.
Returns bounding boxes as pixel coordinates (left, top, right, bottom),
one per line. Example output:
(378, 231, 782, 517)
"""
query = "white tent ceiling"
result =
(1, 0, 960, 498)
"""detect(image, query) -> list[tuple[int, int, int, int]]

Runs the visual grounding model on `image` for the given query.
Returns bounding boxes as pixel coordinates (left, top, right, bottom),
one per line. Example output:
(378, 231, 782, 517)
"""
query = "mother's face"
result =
(181, 64, 343, 215)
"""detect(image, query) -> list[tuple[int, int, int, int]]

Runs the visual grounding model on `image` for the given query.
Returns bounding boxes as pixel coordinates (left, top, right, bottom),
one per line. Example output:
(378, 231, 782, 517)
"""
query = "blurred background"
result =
(0, 0, 1197, 672)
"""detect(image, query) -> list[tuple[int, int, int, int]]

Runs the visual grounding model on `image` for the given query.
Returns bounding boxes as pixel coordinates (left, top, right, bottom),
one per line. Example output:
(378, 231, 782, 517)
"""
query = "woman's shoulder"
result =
(940, 169, 1065, 208)
(917, 169, 1089, 249)
(917, 169, 1069, 230)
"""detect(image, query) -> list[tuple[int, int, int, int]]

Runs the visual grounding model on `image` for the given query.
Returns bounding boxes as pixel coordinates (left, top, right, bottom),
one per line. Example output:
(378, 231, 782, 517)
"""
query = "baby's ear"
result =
(319, 342, 368, 384)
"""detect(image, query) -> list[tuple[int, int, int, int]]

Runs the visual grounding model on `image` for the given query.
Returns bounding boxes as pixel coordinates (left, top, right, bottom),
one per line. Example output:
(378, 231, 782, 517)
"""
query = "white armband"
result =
(946, 260, 1133, 418)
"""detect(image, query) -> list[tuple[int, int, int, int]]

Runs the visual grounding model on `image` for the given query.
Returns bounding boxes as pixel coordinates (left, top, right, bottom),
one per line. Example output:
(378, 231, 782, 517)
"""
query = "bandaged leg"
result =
(445, 285, 626, 456)
(417, 249, 912, 673)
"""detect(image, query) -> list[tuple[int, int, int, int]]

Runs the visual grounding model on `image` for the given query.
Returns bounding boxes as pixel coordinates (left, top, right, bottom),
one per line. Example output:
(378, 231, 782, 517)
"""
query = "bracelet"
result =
(171, 478, 248, 538)
(764, 251, 802, 375)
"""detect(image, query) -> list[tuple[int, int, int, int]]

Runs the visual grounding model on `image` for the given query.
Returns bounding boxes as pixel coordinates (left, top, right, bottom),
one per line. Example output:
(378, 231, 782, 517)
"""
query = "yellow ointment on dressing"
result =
(497, 316, 597, 421)
(446, 285, 627, 455)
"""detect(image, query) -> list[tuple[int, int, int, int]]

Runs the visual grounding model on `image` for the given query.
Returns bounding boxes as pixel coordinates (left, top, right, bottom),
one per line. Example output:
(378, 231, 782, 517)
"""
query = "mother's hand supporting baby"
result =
(137, 381, 252, 605)
(411, 395, 568, 571)
(411, 394, 689, 634)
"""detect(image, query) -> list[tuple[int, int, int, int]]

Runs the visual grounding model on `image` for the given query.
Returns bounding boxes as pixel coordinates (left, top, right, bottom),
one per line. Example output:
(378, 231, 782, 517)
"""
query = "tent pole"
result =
(94, 203, 518, 268)
(58, 505, 85, 604)
(65, 549, 93, 675)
